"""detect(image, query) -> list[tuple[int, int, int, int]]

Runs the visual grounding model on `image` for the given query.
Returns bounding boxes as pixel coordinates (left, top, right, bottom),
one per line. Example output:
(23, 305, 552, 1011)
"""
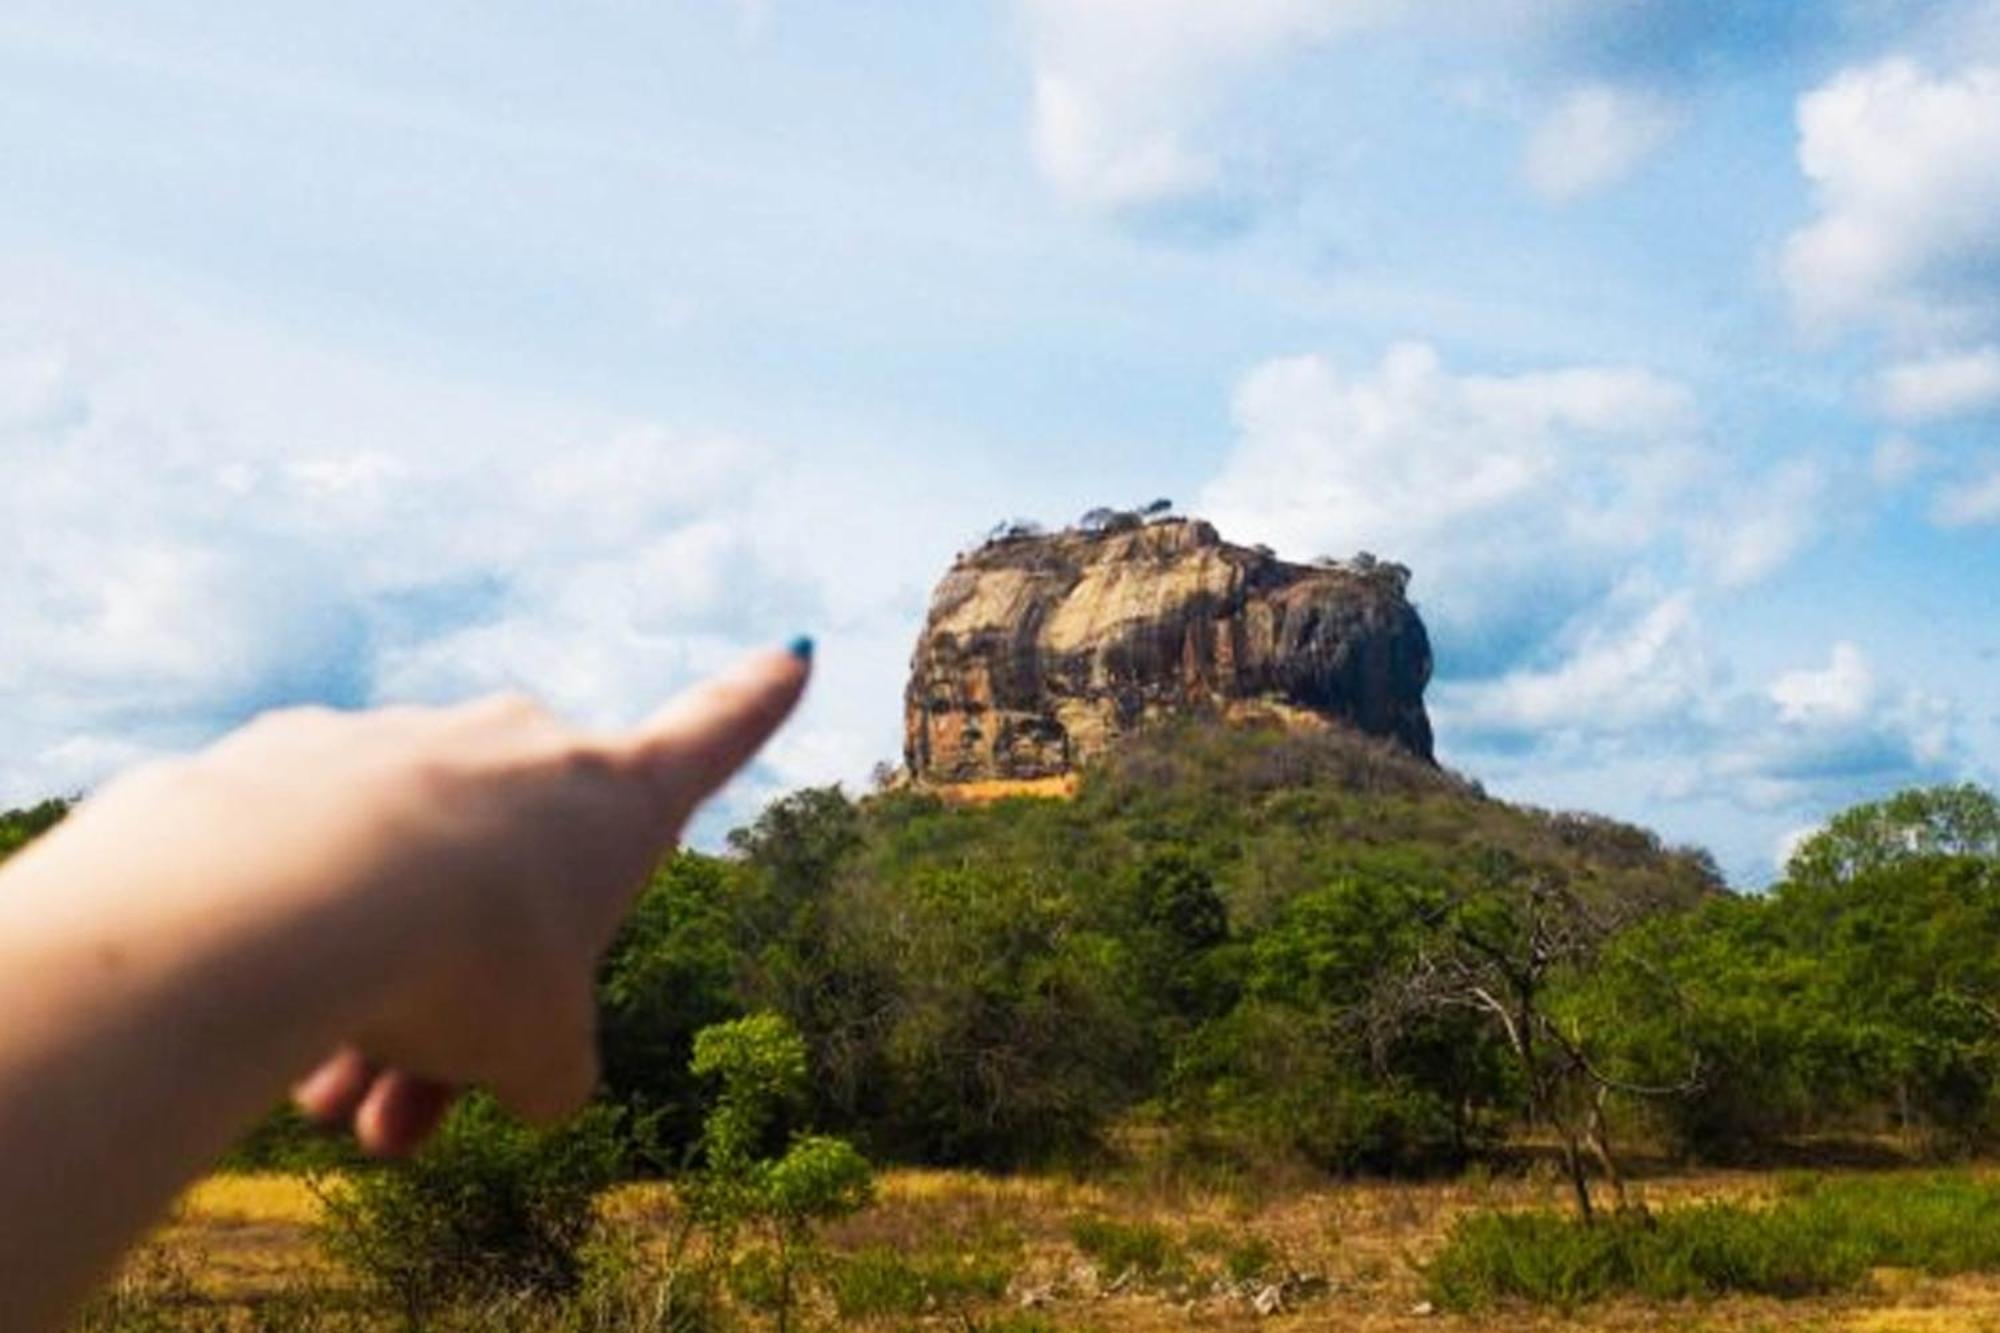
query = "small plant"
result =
(315, 1094, 627, 1317)
(1068, 1215, 1182, 1282)
(681, 1013, 873, 1331)
(826, 1245, 1013, 1318)
(1224, 1236, 1278, 1284)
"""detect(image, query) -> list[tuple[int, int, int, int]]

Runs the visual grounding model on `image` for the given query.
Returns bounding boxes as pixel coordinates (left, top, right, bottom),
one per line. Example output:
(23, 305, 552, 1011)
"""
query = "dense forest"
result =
(8, 724, 1999, 1216)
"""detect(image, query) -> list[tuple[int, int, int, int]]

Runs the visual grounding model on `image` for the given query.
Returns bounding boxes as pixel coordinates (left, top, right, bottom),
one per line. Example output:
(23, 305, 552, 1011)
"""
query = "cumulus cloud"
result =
(1783, 59, 2000, 341)
(1197, 341, 1807, 687)
(0, 269, 959, 831)
(1018, 0, 1384, 217)
(1522, 82, 1683, 200)
(1435, 591, 1713, 744)
(1709, 642, 1958, 810)
(1876, 346, 2000, 422)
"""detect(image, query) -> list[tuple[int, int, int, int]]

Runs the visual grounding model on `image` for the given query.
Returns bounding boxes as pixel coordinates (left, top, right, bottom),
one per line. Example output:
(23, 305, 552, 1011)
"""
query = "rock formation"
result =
(903, 516, 1433, 786)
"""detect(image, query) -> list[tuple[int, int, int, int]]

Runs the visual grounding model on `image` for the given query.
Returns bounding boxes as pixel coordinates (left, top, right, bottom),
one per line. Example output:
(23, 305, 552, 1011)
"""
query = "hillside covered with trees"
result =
(582, 723, 2000, 1210)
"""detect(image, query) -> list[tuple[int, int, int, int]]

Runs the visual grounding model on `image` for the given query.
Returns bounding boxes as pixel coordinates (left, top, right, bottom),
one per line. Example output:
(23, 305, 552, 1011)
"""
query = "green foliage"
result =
(1584, 815, 2000, 1158)
(1786, 784, 2000, 888)
(1067, 1216, 1183, 1281)
(597, 853, 747, 1159)
(680, 1013, 873, 1331)
(714, 722, 1716, 1172)
(1429, 1171, 2000, 1311)
(1426, 1204, 1868, 1310)
(316, 1095, 627, 1314)
(0, 796, 68, 862)
(1223, 1236, 1278, 1283)
(825, 1246, 1013, 1318)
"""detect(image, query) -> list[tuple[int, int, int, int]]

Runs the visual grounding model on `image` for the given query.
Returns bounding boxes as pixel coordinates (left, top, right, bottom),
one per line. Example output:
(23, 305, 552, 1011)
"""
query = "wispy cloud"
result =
(1522, 82, 1683, 200)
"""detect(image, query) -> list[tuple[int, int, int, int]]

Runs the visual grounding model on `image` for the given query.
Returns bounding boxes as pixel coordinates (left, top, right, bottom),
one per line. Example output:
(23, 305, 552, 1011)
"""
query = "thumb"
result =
(628, 639, 812, 827)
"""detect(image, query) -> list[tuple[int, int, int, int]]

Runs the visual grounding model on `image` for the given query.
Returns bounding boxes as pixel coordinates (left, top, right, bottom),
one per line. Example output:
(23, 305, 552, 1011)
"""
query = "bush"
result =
(1068, 1215, 1182, 1281)
(681, 1013, 874, 1332)
(316, 1095, 627, 1315)
(1427, 1172, 2000, 1311)
(1772, 1172, 2000, 1273)
(826, 1246, 1012, 1318)
(1426, 1206, 1865, 1310)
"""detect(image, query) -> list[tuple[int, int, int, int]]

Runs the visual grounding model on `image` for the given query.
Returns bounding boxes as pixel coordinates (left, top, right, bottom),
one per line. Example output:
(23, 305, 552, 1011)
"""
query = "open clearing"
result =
(105, 1165, 2000, 1330)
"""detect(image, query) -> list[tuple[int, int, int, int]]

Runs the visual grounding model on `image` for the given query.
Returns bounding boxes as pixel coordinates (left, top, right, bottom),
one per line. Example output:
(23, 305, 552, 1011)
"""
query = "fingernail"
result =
(788, 635, 815, 662)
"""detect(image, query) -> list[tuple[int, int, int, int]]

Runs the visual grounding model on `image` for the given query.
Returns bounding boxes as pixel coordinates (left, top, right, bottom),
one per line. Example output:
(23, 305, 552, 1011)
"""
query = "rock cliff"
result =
(904, 517, 1434, 786)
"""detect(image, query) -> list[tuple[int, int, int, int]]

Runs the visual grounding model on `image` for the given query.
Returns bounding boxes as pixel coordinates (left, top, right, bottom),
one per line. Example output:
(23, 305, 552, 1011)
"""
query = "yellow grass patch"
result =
(174, 1172, 322, 1226)
(930, 774, 1080, 805)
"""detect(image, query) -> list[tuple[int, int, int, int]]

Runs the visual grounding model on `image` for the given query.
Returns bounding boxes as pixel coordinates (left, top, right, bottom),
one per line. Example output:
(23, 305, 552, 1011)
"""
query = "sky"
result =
(2, 0, 1997, 884)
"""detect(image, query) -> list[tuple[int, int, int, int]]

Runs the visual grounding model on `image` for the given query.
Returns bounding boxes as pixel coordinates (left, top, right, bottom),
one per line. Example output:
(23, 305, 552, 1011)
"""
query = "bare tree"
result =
(1386, 870, 1700, 1222)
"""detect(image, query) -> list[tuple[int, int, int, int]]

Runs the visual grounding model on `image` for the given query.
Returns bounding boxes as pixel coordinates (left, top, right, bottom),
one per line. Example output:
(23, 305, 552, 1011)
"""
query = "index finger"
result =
(626, 639, 813, 828)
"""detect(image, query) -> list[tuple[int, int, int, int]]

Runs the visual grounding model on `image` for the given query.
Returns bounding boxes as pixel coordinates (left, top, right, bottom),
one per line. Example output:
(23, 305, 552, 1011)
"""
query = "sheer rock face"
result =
(904, 518, 1434, 785)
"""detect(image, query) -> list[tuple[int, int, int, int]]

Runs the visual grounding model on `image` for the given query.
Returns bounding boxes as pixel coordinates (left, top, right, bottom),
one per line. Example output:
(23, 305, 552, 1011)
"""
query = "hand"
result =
(95, 646, 810, 1156)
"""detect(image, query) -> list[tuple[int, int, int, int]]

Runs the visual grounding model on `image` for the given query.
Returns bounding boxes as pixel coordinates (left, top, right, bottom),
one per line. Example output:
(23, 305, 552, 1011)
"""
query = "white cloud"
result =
(1198, 342, 1808, 682)
(1783, 59, 2000, 341)
(1770, 641, 1875, 724)
(1709, 641, 1958, 811)
(1688, 459, 1824, 589)
(1436, 591, 1712, 740)
(1871, 434, 1928, 485)
(1934, 465, 2000, 525)
(1018, 0, 1387, 214)
(1522, 82, 1682, 201)
(1877, 346, 2000, 421)
(0, 264, 964, 831)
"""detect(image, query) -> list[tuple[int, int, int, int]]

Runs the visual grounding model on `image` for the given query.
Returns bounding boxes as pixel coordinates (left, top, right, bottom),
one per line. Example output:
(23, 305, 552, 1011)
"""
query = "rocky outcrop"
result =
(904, 517, 1433, 786)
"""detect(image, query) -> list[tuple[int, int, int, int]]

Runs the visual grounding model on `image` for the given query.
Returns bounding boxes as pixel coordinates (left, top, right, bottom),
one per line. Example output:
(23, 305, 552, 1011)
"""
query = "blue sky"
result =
(2, 1, 1997, 883)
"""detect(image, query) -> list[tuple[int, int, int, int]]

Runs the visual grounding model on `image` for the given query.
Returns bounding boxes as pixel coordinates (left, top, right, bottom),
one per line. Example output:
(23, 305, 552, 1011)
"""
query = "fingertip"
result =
(631, 643, 812, 815)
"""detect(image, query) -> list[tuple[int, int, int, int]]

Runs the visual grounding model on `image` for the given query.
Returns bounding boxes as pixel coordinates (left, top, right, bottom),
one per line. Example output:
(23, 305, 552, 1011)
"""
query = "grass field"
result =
(88, 1164, 2000, 1330)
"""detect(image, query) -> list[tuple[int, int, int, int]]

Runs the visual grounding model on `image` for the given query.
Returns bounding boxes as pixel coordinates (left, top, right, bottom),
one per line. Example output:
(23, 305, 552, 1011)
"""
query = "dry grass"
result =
(99, 1166, 2000, 1330)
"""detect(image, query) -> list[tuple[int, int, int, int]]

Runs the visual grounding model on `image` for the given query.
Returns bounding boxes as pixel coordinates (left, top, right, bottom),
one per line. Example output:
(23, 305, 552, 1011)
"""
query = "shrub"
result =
(1425, 1173, 2000, 1311)
(681, 1013, 874, 1332)
(1772, 1172, 2000, 1273)
(1426, 1206, 1866, 1311)
(1068, 1215, 1182, 1281)
(316, 1095, 627, 1316)
(1225, 1236, 1278, 1283)
(826, 1246, 1012, 1318)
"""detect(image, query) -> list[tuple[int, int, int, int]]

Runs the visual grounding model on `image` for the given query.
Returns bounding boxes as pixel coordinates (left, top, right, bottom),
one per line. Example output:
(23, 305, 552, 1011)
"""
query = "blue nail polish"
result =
(788, 635, 815, 662)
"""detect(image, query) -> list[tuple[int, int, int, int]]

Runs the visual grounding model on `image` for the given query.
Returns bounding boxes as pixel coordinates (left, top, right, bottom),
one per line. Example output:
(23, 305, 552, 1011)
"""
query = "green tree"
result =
(1787, 784, 2000, 888)
(683, 1014, 873, 1333)
(597, 851, 745, 1156)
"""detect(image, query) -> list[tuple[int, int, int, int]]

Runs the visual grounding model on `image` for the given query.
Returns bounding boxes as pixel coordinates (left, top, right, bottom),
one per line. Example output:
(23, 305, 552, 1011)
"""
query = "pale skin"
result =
(0, 645, 811, 1331)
